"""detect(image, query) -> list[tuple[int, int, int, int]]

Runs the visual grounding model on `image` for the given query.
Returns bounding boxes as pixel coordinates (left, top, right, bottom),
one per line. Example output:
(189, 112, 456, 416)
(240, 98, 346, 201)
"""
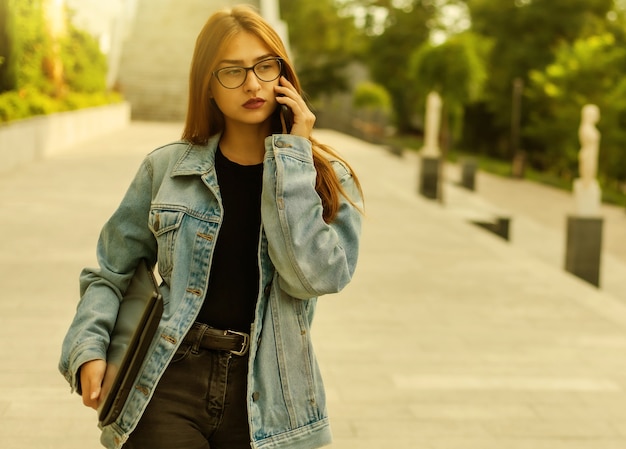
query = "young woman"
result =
(59, 5, 363, 449)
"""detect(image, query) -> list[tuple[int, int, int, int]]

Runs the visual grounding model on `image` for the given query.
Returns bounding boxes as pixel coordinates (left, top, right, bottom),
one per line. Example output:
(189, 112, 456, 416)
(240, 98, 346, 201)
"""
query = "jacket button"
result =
(252, 391, 260, 401)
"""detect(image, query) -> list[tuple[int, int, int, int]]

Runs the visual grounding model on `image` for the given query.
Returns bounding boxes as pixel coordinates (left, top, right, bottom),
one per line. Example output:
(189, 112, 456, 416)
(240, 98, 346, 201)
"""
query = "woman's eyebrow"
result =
(219, 54, 275, 65)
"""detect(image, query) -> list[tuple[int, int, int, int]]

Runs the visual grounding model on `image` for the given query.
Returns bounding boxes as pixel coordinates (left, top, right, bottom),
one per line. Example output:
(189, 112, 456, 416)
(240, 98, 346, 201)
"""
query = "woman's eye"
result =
(223, 68, 244, 78)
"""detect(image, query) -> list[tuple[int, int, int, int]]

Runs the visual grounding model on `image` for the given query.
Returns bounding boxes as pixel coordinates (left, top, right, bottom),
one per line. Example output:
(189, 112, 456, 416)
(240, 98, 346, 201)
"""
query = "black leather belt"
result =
(184, 322, 250, 356)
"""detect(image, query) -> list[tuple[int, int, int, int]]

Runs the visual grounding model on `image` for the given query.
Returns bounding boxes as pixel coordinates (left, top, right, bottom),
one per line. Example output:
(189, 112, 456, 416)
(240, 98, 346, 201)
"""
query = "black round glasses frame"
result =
(212, 57, 283, 89)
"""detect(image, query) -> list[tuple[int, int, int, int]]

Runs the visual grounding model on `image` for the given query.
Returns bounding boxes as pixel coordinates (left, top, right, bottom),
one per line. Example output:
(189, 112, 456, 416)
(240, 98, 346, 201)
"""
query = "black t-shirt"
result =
(197, 147, 263, 332)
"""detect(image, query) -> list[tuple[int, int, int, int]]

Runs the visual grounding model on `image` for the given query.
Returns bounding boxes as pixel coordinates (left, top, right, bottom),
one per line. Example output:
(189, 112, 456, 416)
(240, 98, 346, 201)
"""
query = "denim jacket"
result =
(59, 133, 363, 449)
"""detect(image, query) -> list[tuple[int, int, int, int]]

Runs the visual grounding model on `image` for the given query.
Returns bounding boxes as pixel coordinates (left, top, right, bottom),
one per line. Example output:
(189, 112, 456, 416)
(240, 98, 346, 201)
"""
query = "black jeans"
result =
(123, 329, 250, 449)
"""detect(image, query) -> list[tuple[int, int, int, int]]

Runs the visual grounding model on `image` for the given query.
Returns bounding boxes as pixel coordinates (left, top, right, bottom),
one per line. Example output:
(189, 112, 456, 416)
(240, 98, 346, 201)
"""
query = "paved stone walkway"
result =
(1, 122, 626, 448)
(443, 161, 626, 302)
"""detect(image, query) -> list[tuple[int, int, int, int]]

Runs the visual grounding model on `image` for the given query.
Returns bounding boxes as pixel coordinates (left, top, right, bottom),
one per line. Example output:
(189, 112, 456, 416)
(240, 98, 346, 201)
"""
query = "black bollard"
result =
(419, 156, 440, 200)
(460, 158, 477, 191)
(564, 216, 603, 287)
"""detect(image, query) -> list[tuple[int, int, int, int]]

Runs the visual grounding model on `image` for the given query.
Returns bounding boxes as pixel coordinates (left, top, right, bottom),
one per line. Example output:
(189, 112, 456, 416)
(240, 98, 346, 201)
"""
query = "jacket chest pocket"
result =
(149, 208, 184, 278)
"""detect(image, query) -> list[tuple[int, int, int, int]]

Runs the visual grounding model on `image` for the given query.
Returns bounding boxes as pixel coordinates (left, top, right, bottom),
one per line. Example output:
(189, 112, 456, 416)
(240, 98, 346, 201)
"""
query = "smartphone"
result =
(280, 104, 293, 133)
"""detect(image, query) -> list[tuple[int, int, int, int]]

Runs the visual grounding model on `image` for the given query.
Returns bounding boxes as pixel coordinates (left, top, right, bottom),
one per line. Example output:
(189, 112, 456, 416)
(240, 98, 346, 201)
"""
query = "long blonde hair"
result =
(182, 5, 362, 222)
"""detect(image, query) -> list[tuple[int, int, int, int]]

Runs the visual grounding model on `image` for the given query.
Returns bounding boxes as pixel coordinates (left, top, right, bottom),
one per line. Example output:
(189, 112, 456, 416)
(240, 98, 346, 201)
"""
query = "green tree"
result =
(0, 0, 17, 92)
(365, 2, 436, 132)
(525, 33, 626, 185)
(10, 0, 54, 93)
(280, 0, 365, 100)
(409, 32, 487, 147)
(461, 0, 614, 157)
(352, 81, 392, 140)
(353, 81, 391, 111)
(410, 33, 486, 107)
(60, 23, 107, 93)
(0, 1, 119, 122)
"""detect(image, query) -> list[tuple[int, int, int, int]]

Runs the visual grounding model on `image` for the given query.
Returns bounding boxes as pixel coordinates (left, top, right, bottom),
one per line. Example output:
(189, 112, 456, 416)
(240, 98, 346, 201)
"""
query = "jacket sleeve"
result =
(261, 134, 363, 299)
(58, 158, 158, 393)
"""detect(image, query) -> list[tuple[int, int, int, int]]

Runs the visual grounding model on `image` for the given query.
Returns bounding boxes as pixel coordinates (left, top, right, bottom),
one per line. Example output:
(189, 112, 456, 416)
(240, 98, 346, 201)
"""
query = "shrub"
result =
(0, 88, 122, 122)
(353, 81, 392, 112)
(0, 0, 122, 123)
(60, 25, 108, 93)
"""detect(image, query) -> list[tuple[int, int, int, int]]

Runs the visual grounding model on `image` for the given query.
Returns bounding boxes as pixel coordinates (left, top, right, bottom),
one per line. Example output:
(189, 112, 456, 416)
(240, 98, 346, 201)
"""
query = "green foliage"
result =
(280, 0, 365, 99)
(525, 33, 626, 181)
(0, 87, 56, 120)
(408, 32, 487, 146)
(352, 81, 391, 111)
(279, 0, 626, 201)
(0, 88, 122, 122)
(409, 32, 487, 107)
(0, 1, 118, 123)
(462, 0, 614, 148)
(10, 0, 55, 93)
(60, 25, 107, 93)
(0, 0, 17, 92)
(365, 2, 435, 132)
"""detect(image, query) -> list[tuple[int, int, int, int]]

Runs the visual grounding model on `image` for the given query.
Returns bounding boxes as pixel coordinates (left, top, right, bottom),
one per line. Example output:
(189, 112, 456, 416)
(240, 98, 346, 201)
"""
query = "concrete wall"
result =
(117, 0, 259, 121)
(0, 102, 131, 175)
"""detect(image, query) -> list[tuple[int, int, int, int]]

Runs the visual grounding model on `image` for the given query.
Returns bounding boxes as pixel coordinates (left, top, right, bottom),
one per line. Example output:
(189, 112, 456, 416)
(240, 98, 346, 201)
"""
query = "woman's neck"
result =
(220, 122, 269, 165)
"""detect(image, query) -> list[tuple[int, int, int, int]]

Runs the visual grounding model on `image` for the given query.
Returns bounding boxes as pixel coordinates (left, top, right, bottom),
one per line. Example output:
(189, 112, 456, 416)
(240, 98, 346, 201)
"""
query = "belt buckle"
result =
(226, 330, 250, 356)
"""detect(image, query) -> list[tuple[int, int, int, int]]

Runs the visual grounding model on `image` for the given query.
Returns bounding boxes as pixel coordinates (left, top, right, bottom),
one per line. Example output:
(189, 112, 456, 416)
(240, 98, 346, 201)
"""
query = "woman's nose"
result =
(243, 69, 261, 91)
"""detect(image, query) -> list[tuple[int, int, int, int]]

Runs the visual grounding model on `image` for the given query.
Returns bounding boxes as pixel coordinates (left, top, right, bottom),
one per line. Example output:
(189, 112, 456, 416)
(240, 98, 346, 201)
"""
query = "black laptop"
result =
(98, 260, 164, 427)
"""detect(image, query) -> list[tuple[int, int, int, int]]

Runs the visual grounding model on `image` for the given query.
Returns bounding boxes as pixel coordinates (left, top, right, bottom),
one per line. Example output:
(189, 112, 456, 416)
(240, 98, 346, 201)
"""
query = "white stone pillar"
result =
(421, 91, 442, 158)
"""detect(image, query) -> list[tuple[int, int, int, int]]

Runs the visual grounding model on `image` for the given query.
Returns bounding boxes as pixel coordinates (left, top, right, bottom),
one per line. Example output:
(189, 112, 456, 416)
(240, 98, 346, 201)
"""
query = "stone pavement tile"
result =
(0, 387, 101, 449)
(408, 402, 537, 420)
(427, 437, 626, 449)
(473, 167, 626, 263)
(484, 418, 619, 438)
(330, 436, 435, 449)
(444, 163, 626, 302)
(576, 391, 626, 415)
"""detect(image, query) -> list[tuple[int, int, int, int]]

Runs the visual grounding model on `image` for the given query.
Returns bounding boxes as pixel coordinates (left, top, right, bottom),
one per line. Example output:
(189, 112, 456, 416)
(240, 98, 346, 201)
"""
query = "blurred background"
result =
(1, 0, 626, 204)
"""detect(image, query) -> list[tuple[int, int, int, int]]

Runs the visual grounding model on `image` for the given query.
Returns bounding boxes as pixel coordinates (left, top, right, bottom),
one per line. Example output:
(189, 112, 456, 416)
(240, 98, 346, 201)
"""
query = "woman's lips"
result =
(244, 98, 266, 109)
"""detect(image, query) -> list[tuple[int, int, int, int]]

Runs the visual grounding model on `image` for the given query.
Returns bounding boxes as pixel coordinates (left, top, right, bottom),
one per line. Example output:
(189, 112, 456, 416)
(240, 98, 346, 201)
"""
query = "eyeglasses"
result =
(212, 57, 283, 89)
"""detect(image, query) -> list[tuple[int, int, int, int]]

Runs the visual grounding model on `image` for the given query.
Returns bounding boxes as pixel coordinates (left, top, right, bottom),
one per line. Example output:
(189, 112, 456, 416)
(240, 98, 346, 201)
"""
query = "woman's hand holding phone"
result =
(275, 77, 315, 137)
